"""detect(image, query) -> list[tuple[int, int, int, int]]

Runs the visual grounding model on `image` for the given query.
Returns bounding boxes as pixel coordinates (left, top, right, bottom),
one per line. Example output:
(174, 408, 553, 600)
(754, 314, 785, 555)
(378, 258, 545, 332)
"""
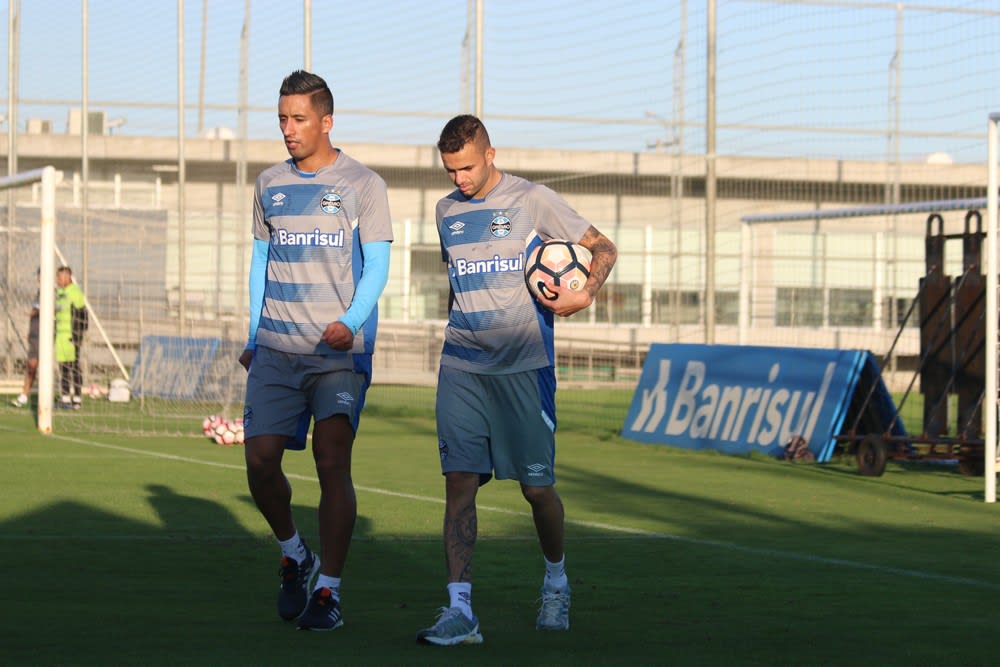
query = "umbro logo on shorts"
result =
(336, 392, 354, 405)
(526, 463, 547, 477)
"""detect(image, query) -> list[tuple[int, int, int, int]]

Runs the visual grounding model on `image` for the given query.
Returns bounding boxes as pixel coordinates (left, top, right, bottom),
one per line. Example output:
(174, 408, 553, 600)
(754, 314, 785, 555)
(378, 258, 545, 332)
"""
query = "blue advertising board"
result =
(622, 343, 903, 462)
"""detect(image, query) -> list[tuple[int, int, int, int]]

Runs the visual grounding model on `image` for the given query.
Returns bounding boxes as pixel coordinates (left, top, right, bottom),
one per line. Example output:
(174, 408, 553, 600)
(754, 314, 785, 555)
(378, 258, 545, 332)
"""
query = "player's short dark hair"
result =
(437, 114, 491, 154)
(279, 70, 334, 117)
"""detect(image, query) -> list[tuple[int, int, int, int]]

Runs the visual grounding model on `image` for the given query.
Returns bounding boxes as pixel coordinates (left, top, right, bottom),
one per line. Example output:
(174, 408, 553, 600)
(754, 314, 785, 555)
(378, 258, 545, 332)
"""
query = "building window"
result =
(715, 291, 739, 325)
(594, 283, 642, 323)
(884, 296, 919, 329)
(410, 248, 449, 320)
(776, 287, 823, 327)
(651, 289, 701, 325)
(829, 288, 872, 327)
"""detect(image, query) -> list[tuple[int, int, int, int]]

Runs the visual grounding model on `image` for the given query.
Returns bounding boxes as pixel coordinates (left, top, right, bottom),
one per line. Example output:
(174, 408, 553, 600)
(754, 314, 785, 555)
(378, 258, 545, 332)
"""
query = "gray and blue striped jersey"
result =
(252, 151, 393, 365)
(436, 172, 591, 375)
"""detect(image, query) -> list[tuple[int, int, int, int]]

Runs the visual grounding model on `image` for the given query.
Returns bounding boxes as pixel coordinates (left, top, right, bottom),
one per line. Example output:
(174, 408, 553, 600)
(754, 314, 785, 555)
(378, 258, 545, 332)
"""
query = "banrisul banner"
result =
(622, 343, 894, 462)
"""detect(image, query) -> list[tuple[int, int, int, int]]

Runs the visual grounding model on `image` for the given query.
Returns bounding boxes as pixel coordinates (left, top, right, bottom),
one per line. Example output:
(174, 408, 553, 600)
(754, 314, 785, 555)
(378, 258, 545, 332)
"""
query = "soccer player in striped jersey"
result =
(417, 115, 617, 645)
(239, 70, 393, 631)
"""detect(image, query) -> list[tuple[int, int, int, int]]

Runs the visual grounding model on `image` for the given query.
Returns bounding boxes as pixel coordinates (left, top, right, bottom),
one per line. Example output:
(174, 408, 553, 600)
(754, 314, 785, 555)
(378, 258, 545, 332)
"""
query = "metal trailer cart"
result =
(835, 210, 986, 476)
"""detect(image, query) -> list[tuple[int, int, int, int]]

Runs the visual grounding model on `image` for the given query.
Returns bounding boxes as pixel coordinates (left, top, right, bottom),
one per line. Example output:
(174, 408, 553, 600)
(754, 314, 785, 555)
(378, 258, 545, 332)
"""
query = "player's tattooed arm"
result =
(579, 225, 617, 300)
(543, 225, 618, 317)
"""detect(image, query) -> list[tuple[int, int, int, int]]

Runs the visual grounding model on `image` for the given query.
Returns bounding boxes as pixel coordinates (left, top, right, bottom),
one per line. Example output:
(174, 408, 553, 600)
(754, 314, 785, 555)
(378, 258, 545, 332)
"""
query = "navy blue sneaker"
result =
(277, 544, 319, 621)
(296, 587, 344, 631)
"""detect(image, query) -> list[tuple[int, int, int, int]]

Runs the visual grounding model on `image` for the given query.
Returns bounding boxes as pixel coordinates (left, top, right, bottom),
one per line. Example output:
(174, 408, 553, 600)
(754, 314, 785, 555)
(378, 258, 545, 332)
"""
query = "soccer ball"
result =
(525, 239, 592, 301)
(202, 415, 245, 446)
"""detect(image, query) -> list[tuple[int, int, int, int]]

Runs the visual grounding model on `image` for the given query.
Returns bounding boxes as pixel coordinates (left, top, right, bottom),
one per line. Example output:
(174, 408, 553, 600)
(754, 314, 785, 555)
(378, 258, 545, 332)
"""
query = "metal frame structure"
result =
(741, 112, 1000, 502)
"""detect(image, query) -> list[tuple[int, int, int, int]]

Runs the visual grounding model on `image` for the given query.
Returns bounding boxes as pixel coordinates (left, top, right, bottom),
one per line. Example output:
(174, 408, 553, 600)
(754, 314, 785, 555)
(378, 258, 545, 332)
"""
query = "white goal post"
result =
(1, 166, 59, 434)
(985, 112, 1000, 503)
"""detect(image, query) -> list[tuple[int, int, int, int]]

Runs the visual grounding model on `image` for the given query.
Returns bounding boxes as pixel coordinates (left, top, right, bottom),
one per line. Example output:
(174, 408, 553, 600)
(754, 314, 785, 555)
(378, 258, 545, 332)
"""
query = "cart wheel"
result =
(958, 459, 984, 476)
(856, 434, 888, 477)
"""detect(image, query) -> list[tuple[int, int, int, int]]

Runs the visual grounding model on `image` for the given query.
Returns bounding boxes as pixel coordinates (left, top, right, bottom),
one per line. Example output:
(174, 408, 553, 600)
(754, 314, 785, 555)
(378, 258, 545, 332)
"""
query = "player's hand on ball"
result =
(322, 321, 354, 351)
(538, 282, 593, 317)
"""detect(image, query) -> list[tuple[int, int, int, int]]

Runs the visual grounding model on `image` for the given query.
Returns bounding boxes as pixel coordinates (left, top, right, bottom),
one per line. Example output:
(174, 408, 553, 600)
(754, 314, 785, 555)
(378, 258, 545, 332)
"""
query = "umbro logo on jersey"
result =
(526, 463, 547, 477)
(271, 192, 286, 205)
(449, 221, 465, 236)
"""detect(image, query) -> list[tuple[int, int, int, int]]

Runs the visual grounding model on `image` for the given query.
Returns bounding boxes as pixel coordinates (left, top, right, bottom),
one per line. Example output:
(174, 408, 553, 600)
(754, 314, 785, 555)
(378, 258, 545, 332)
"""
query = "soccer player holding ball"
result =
(417, 115, 617, 645)
(239, 70, 393, 632)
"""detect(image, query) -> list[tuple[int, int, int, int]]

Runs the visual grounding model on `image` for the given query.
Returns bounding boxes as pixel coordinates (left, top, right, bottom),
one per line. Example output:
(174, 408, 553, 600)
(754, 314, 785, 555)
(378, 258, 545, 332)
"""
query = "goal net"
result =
(1, 167, 58, 433)
(1, 169, 251, 436)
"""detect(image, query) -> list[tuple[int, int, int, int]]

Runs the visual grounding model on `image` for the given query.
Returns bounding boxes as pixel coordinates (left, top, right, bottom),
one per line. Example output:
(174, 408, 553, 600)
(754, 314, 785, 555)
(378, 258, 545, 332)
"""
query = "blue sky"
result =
(2, 0, 998, 162)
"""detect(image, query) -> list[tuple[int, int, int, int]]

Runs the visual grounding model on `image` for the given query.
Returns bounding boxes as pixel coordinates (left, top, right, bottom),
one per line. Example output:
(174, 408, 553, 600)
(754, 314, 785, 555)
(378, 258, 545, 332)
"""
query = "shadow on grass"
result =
(4, 420, 1000, 667)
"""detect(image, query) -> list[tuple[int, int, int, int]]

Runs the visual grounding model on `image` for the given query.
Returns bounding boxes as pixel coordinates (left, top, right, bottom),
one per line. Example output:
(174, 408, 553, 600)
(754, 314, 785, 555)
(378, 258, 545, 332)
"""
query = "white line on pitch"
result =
(10, 429, 1000, 591)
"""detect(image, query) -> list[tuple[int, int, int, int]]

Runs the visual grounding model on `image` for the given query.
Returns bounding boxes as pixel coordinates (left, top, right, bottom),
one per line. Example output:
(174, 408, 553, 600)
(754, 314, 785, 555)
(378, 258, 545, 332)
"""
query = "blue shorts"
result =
(435, 365, 557, 486)
(244, 346, 369, 450)
(27, 322, 39, 359)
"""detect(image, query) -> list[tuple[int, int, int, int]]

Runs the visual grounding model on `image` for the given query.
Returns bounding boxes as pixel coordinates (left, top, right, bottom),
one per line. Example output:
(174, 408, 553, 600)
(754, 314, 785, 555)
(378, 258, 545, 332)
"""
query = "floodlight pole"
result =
(704, 0, 717, 344)
(474, 0, 483, 118)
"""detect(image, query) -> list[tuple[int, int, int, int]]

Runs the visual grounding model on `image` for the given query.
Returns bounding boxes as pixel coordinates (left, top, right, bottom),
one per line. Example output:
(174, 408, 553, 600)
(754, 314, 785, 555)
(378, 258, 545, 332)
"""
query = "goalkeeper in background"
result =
(55, 265, 87, 410)
(238, 70, 393, 632)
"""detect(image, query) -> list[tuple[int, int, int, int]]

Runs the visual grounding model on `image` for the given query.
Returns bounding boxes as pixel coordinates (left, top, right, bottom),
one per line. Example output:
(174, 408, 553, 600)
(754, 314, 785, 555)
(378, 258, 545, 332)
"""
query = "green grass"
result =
(2, 385, 999, 666)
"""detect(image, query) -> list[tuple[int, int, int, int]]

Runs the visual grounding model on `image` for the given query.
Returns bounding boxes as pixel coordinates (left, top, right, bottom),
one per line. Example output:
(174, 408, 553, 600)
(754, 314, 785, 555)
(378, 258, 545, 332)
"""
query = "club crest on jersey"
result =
(490, 214, 512, 238)
(322, 192, 343, 214)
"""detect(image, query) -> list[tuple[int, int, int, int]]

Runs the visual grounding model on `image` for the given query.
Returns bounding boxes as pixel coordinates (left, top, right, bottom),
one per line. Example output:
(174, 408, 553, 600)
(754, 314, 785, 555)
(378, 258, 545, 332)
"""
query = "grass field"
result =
(2, 384, 999, 666)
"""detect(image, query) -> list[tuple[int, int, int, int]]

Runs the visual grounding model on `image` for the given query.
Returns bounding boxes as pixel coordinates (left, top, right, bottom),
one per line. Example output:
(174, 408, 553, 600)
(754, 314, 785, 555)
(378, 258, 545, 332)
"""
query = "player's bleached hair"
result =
(437, 114, 491, 154)
(279, 70, 334, 117)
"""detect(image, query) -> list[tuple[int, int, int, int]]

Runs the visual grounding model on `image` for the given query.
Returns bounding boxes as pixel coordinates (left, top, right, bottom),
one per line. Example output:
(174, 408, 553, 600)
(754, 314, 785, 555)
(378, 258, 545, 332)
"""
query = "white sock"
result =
(16, 393, 27, 404)
(447, 582, 474, 620)
(277, 532, 307, 562)
(315, 575, 341, 600)
(544, 555, 568, 591)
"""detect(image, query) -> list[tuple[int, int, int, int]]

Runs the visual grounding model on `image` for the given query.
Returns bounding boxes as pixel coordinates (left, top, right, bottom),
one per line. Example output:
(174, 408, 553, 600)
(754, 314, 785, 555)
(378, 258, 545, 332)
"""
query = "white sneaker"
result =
(536, 585, 571, 631)
(11, 395, 27, 408)
(417, 607, 483, 645)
